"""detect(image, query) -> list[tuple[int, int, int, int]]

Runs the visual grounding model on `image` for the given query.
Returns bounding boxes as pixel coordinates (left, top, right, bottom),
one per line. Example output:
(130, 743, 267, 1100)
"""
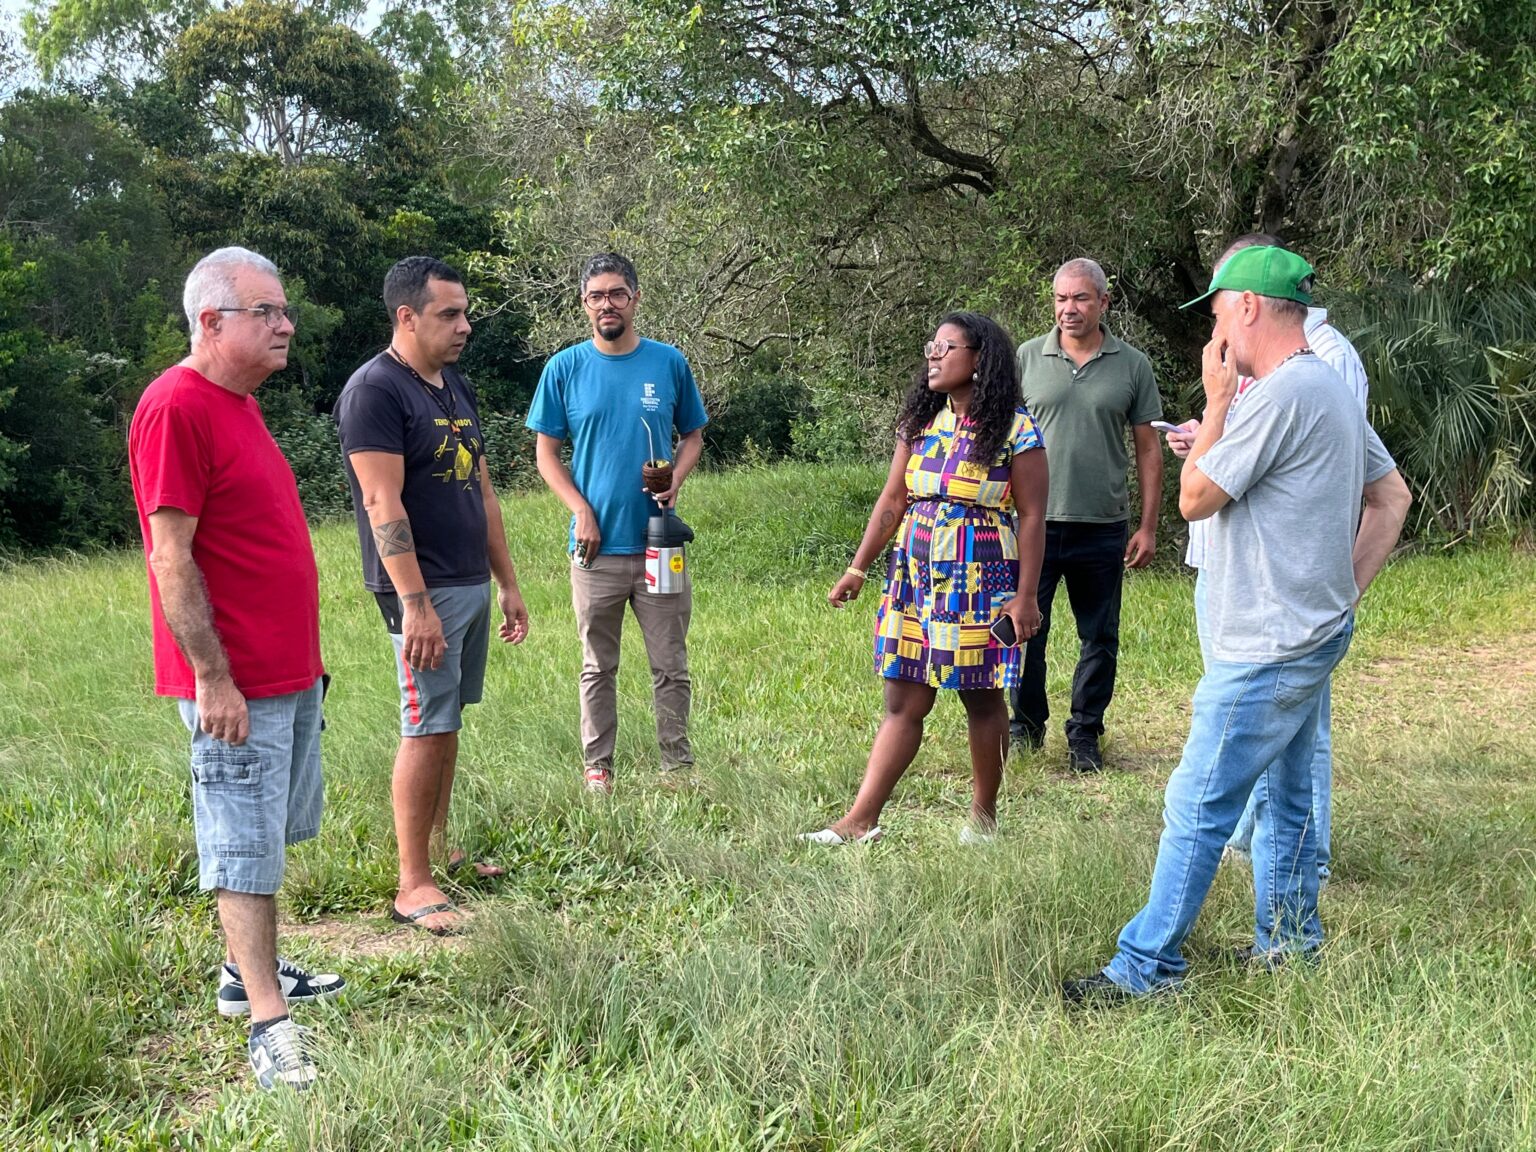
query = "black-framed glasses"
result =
(218, 304, 297, 329)
(583, 288, 634, 309)
(924, 339, 976, 359)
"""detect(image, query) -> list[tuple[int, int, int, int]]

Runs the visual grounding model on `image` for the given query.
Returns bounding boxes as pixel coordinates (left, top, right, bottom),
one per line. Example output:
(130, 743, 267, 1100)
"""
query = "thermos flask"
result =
(645, 508, 694, 594)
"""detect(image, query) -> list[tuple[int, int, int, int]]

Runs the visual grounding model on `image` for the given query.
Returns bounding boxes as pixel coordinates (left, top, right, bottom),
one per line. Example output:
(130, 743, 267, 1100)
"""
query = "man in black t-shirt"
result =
(335, 256, 529, 937)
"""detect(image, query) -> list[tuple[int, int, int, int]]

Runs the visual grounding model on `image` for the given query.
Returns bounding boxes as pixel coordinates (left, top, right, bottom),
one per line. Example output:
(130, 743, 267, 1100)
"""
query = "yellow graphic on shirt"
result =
(430, 421, 481, 488)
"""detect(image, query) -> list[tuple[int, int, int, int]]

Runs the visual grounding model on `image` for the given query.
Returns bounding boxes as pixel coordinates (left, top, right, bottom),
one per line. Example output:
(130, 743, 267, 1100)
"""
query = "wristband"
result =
(845, 566, 867, 581)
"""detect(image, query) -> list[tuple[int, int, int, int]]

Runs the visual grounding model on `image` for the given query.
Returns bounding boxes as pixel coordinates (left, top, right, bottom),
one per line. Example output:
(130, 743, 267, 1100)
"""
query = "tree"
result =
(169, 0, 402, 166)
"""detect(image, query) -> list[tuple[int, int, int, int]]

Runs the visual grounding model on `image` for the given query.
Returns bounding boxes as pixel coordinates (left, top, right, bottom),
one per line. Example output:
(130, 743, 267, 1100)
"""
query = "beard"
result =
(597, 313, 628, 340)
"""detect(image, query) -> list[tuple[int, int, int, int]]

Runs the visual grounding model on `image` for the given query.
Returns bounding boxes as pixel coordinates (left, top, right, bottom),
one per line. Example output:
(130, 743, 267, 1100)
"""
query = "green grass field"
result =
(1, 463, 1533, 1150)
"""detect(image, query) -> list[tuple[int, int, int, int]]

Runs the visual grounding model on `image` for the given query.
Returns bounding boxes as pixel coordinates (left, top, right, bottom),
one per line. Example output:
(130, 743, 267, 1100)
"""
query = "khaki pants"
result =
(571, 554, 692, 772)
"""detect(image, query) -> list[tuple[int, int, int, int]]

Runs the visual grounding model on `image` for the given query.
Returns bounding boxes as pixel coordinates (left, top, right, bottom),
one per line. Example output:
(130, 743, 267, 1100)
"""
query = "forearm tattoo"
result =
(373, 517, 415, 557)
(402, 590, 429, 607)
(879, 509, 897, 533)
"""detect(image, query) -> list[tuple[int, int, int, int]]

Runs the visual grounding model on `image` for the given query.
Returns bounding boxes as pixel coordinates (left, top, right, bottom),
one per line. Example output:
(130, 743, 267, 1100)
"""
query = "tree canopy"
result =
(2, 0, 1534, 550)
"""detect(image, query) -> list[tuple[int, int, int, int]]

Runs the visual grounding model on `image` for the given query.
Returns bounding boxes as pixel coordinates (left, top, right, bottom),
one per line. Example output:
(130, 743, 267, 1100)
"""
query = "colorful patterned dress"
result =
(875, 404, 1044, 690)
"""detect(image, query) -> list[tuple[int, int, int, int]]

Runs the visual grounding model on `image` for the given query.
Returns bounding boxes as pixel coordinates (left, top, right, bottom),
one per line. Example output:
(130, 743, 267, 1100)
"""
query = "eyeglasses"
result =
(217, 304, 297, 329)
(582, 288, 634, 309)
(924, 339, 976, 359)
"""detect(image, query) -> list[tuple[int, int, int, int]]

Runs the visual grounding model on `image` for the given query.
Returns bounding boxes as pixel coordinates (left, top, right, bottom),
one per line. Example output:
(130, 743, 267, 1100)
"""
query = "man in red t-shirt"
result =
(129, 246, 343, 1092)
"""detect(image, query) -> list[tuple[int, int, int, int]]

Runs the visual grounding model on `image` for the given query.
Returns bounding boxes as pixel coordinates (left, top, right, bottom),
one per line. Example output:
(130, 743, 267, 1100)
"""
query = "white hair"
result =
(183, 247, 280, 346)
(1054, 257, 1108, 296)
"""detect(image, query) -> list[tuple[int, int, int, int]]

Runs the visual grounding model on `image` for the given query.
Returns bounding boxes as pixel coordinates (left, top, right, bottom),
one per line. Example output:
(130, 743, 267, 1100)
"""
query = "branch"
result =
(701, 329, 795, 353)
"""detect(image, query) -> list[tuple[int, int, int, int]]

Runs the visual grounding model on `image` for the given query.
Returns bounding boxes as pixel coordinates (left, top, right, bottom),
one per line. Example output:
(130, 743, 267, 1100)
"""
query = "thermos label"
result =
(670, 555, 685, 573)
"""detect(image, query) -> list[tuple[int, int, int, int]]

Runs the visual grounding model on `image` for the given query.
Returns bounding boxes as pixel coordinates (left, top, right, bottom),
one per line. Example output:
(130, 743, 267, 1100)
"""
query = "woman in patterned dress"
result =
(800, 312, 1048, 845)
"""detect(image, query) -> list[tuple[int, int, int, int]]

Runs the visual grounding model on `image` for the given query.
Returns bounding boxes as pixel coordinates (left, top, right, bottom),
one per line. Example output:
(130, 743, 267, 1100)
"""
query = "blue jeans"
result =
(1195, 572, 1333, 879)
(1103, 620, 1352, 994)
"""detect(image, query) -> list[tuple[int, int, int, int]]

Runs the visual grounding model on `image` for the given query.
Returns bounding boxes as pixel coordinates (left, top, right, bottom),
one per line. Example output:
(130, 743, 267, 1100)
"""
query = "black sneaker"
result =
(218, 957, 346, 1018)
(1067, 736, 1103, 773)
(1231, 945, 1322, 973)
(1011, 726, 1044, 753)
(1060, 971, 1137, 1007)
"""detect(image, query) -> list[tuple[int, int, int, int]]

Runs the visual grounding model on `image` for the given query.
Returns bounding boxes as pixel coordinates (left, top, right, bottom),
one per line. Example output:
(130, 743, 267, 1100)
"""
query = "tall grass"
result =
(0, 463, 1533, 1148)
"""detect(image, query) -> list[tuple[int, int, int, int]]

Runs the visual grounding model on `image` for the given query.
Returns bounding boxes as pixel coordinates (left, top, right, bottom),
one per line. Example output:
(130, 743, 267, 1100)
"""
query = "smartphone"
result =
(989, 615, 1018, 648)
(1151, 420, 1185, 434)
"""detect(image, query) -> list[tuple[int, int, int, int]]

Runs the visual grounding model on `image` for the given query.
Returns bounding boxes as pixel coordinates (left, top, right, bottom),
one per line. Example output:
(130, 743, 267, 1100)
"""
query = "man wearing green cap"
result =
(1063, 244, 1412, 1003)
(1166, 233, 1373, 885)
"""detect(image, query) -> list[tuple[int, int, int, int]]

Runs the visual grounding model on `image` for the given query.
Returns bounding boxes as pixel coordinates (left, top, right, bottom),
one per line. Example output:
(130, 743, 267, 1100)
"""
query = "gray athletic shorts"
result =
(377, 582, 492, 737)
(177, 676, 326, 895)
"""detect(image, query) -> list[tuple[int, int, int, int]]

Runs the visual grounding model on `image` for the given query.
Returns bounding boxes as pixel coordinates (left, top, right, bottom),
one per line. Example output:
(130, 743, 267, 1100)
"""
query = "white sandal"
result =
(797, 826, 883, 845)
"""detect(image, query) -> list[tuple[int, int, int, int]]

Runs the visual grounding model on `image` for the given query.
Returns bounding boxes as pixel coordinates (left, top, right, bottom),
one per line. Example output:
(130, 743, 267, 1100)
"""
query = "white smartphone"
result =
(1151, 420, 1186, 434)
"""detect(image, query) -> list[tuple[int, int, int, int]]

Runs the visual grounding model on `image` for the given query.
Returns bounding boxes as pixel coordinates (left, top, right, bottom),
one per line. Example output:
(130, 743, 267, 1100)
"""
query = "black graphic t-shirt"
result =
(336, 352, 490, 592)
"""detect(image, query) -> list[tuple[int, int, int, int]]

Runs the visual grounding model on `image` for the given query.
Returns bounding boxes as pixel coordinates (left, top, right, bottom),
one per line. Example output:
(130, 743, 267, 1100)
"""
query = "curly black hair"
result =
(895, 311, 1021, 466)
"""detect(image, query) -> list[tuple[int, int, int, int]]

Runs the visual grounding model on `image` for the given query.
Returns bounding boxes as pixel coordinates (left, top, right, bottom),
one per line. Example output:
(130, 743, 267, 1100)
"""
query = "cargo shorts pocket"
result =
(190, 746, 269, 859)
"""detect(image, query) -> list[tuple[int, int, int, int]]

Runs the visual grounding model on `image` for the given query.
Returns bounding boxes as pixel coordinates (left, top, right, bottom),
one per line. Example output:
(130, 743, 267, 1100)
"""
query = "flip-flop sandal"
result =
(390, 901, 467, 937)
(446, 854, 505, 879)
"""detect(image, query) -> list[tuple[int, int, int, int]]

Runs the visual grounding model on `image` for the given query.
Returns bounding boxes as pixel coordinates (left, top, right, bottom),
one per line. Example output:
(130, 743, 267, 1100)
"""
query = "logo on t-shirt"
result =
(641, 382, 661, 413)
(431, 420, 480, 488)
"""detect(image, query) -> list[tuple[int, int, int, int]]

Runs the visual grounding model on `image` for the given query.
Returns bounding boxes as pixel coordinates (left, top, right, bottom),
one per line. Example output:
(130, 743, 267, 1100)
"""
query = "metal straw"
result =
(640, 417, 656, 461)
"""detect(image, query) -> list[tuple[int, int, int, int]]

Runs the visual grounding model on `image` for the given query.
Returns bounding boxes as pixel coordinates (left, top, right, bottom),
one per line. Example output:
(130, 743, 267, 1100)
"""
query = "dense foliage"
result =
(2, 0, 1534, 551)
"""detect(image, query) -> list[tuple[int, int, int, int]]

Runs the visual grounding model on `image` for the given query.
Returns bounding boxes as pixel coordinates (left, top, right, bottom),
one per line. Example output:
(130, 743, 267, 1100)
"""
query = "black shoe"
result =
(1061, 971, 1137, 1007)
(1011, 726, 1044, 753)
(1067, 736, 1103, 773)
(1231, 945, 1322, 973)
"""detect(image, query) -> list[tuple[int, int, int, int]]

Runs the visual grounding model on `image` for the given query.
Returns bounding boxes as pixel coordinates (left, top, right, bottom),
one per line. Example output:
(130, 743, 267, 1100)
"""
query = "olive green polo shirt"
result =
(1017, 324, 1162, 523)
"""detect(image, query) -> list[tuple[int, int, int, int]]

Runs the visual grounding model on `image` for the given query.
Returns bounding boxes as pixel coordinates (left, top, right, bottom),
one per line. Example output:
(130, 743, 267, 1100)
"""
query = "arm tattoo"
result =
(402, 591, 429, 606)
(373, 517, 415, 557)
(879, 509, 896, 533)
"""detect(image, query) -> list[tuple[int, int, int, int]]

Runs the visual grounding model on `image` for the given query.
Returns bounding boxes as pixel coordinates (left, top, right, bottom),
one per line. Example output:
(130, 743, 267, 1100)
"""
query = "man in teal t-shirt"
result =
(527, 252, 709, 794)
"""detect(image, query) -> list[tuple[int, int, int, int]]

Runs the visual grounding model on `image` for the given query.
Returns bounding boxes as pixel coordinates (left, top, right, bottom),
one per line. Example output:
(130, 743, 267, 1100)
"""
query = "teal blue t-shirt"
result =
(526, 338, 709, 555)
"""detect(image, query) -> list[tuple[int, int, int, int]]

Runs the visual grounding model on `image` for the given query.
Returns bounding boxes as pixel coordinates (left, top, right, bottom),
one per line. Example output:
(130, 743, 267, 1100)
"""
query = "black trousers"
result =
(1010, 520, 1126, 743)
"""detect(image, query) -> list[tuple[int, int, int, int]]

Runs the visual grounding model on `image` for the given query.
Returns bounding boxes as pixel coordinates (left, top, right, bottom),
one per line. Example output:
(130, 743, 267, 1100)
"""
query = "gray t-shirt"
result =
(1196, 354, 1396, 664)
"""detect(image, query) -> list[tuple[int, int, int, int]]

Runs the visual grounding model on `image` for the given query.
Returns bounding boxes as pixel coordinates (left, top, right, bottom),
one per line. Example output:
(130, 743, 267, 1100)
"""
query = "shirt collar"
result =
(1042, 322, 1121, 360)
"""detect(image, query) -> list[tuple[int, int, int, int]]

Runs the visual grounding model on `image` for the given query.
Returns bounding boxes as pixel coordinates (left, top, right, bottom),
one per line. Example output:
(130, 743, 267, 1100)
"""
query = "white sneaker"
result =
(797, 826, 883, 845)
(958, 824, 996, 846)
(584, 767, 613, 794)
(247, 1018, 317, 1091)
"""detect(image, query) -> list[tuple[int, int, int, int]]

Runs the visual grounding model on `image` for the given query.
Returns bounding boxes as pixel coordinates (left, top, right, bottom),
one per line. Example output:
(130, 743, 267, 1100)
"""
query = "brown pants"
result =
(570, 554, 693, 772)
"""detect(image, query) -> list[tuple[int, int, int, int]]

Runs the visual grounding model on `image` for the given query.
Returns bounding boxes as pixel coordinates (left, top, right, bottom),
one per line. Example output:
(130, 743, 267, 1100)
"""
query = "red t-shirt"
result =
(129, 365, 323, 699)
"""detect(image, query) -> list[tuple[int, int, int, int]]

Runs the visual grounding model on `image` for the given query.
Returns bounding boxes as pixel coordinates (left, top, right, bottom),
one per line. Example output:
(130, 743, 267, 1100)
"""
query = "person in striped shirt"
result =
(1165, 233, 1372, 883)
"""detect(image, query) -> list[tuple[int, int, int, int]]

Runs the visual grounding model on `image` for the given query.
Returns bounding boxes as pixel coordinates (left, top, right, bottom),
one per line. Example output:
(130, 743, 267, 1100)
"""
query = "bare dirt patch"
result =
(279, 915, 468, 958)
(1341, 629, 1536, 740)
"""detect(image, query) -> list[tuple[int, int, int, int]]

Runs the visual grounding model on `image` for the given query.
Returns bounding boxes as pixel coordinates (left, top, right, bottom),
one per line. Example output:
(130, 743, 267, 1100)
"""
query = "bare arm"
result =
(1126, 423, 1162, 567)
(534, 432, 600, 561)
(479, 457, 529, 644)
(1001, 447, 1048, 639)
(1353, 469, 1412, 599)
(349, 450, 444, 670)
(828, 439, 914, 607)
(147, 508, 249, 745)
(1180, 337, 1239, 521)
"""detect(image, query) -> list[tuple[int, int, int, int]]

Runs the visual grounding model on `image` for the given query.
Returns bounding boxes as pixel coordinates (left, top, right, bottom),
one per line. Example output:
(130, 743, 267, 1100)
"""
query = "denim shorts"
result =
(177, 676, 326, 895)
(377, 582, 491, 737)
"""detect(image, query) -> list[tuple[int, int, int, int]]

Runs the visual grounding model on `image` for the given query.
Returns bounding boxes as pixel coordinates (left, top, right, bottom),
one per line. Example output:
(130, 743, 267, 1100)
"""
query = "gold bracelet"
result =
(846, 565, 867, 580)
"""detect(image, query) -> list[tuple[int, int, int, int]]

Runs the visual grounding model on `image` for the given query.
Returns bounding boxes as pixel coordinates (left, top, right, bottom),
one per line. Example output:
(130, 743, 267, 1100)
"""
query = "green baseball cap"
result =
(1180, 246, 1315, 314)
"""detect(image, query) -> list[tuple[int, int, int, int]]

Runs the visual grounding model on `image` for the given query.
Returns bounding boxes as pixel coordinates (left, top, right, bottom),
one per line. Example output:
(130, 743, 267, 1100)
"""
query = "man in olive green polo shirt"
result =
(1010, 257, 1163, 771)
